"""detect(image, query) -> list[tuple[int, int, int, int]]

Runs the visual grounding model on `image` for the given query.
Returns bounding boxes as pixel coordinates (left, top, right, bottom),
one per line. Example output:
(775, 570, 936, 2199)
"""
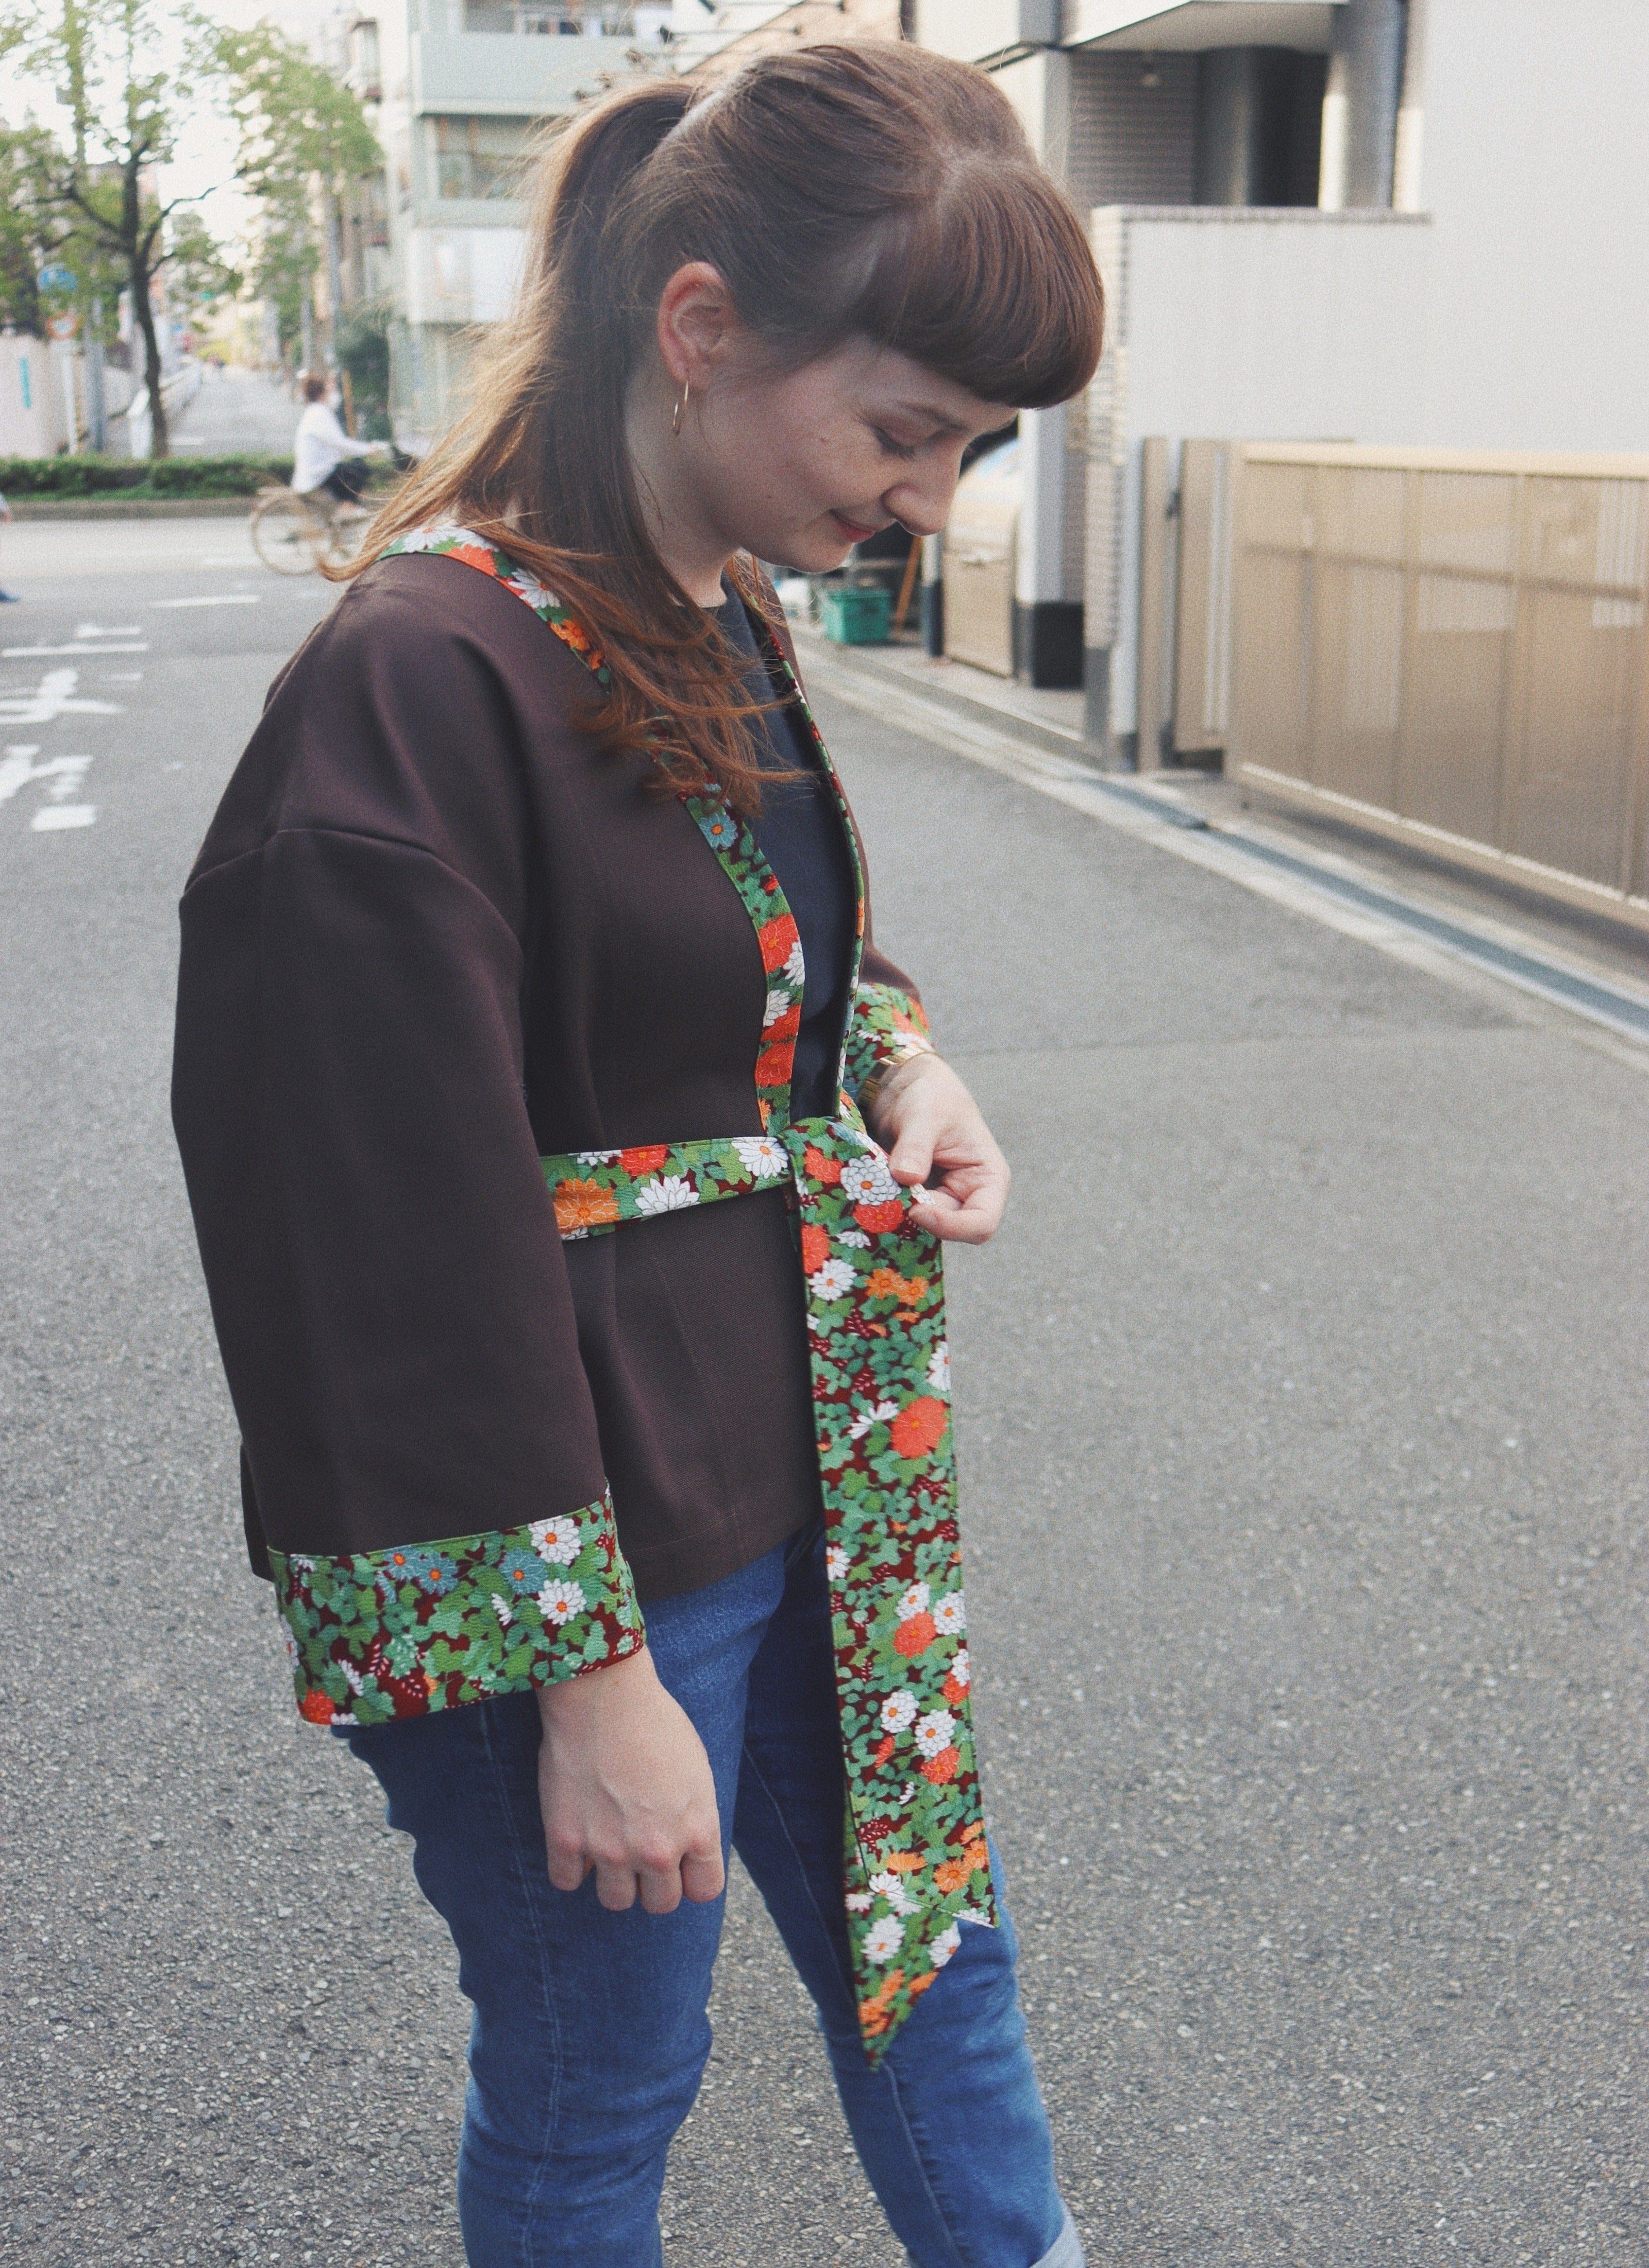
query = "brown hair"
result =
(355, 43, 1104, 812)
(301, 371, 329, 403)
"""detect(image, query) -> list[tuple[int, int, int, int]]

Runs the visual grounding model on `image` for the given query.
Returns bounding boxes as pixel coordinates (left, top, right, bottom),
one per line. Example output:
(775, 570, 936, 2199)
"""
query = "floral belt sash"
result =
(377, 525, 996, 2059)
(541, 1116, 997, 2054)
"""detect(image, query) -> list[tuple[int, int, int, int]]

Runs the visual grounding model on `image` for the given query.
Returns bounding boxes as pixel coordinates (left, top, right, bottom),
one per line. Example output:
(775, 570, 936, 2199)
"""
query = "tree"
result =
(4, 0, 217, 455)
(206, 20, 380, 371)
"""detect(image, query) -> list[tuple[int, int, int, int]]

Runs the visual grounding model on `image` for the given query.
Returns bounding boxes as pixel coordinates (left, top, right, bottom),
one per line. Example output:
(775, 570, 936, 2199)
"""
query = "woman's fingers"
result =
(679, 1845, 728, 1905)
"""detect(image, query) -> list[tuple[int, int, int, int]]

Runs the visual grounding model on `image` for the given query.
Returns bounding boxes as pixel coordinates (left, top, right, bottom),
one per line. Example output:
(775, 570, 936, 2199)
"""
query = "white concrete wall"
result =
(0, 336, 70, 458)
(1412, 0, 1649, 451)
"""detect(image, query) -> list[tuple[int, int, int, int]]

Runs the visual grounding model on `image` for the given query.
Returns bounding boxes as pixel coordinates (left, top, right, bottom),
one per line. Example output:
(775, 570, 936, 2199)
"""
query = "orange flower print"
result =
(854, 1199, 905, 1235)
(450, 542, 498, 573)
(755, 1039, 796, 1089)
(866, 1268, 928, 1307)
(873, 1734, 895, 1766)
(893, 1611, 936, 1657)
(553, 1178, 620, 1235)
(883, 1850, 927, 1874)
(619, 1145, 669, 1177)
(758, 911, 801, 974)
(888, 1397, 949, 1460)
(763, 1003, 801, 1044)
(934, 1855, 970, 1894)
(803, 1144, 843, 1185)
(800, 1224, 831, 1275)
(919, 1746, 960, 1784)
(298, 1690, 335, 1725)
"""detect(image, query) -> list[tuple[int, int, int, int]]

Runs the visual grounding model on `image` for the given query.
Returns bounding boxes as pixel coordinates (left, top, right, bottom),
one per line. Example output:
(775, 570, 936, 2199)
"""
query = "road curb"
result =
(6, 497, 258, 521)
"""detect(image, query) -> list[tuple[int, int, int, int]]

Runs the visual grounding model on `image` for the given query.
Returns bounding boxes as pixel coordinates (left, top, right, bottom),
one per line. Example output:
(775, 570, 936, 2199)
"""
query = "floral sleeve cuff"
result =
(268, 1491, 644, 1727)
(844, 982, 938, 1112)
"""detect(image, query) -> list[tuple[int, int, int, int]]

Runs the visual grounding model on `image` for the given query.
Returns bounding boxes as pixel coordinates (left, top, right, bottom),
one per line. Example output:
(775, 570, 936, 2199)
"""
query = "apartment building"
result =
(339, 1, 682, 445)
(915, 1, 1649, 760)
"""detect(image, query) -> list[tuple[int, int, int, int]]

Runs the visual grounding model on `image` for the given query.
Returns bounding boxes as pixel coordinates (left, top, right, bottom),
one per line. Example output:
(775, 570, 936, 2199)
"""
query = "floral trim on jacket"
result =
(845, 981, 938, 1111)
(271, 1493, 643, 1727)
(383, 527, 997, 2060)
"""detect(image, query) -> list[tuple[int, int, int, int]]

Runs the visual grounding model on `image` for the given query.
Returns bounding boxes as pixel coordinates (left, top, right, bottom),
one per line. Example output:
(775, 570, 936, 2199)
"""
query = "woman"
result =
(174, 44, 1103, 2268)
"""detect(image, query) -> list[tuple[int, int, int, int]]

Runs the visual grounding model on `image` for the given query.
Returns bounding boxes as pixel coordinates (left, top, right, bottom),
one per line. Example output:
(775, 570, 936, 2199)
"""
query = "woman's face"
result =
(689, 336, 1014, 572)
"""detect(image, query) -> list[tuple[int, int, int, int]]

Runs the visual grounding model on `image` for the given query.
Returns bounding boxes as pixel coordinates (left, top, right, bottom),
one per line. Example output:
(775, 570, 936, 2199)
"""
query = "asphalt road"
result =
(2, 520, 1646, 2268)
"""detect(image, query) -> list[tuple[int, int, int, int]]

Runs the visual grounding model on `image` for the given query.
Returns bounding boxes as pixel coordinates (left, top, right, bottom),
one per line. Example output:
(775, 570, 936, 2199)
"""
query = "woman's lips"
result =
(830, 511, 881, 543)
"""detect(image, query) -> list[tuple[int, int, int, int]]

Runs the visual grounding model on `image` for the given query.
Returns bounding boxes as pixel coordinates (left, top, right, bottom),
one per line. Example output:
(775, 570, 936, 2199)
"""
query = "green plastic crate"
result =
(820, 583, 892, 645)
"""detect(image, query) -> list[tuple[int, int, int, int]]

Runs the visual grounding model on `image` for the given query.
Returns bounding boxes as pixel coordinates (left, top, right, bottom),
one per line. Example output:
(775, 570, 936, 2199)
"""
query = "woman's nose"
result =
(883, 459, 964, 541)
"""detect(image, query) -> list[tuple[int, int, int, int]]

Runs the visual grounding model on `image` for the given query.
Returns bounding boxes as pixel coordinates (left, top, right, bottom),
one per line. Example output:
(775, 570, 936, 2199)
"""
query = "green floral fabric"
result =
(381, 527, 997, 2061)
(271, 1493, 644, 1726)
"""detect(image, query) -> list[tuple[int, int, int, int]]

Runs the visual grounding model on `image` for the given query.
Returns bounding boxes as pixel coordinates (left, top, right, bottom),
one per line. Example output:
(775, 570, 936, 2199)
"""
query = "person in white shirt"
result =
(292, 373, 379, 518)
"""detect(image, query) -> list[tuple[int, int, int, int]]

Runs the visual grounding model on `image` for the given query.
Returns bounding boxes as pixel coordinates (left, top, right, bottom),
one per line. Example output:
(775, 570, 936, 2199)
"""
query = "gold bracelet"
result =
(858, 1047, 939, 1124)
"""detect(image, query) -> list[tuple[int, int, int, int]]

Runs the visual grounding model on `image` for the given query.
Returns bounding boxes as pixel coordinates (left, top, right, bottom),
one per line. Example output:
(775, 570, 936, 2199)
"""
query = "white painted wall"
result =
(0, 336, 70, 458)
(1412, 0, 1649, 451)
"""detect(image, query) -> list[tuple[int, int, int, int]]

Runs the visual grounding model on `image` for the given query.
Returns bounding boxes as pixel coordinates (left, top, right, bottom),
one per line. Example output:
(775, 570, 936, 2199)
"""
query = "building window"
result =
(461, 3, 669, 32)
(348, 17, 380, 99)
(433, 116, 536, 202)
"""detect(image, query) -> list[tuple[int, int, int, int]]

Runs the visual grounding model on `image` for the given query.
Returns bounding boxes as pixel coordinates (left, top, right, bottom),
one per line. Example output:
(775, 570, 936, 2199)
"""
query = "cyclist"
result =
(291, 372, 382, 520)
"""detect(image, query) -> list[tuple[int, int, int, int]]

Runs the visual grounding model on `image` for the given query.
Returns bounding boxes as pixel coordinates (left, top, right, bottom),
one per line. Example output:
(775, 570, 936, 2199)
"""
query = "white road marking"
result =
(3, 642, 150, 657)
(152, 594, 261, 609)
(1, 748, 95, 830)
(104, 672, 145, 682)
(0, 669, 121, 725)
(75, 623, 140, 638)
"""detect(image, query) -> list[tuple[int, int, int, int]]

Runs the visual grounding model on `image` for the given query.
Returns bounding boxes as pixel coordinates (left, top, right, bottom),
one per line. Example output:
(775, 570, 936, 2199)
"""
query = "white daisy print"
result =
(849, 1398, 901, 1441)
(536, 1577, 586, 1626)
(929, 1922, 962, 1969)
(530, 1514, 581, 1565)
(762, 987, 792, 1029)
(914, 1709, 956, 1759)
(864, 1914, 904, 1964)
(810, 1257, 856, 1301)
(880, 1689, 918, 1733)
(948, 1646, 970, 1691)
(870, 1870, 916, 1916)
(840, 1153, 900, 1207)
(634, 1175, 700, 1215)
(783, 939, 805, 984)
(895, 1581, 931, 1623)
(826, 1544, 849, 1583)
(836, 1229, 872, 1248)
(732, 1135, 787, 1179)
(845, 1890, 873, 1913)
(571, 1149, 620, 1166)
(490, 1591, 514, 1627)
(932, 1591, 966, 1637)
(927, 1341, 951, 1393)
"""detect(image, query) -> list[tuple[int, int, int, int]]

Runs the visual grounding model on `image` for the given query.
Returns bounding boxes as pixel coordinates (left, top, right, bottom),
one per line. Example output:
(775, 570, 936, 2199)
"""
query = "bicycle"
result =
(249, 482, 371, 577)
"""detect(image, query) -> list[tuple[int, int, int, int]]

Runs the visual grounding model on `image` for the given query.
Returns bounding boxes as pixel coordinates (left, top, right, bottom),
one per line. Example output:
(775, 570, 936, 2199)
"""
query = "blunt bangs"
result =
(849, 160, 1105, 411)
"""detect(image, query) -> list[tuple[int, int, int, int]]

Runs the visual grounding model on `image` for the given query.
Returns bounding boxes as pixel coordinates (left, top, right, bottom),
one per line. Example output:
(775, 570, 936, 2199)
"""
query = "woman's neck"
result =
(622, 367, 734, 608)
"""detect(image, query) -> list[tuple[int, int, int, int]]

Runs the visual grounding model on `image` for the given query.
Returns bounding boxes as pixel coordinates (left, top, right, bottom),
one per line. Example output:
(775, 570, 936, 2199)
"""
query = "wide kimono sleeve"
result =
(171, 577, 643, 1727)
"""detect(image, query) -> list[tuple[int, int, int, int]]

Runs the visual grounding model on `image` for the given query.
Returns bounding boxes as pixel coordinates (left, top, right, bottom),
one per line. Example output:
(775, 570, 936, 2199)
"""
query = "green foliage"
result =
(0, 452, 291, 494)
(334, 295, 392, 439)
(0, 450, 405, 498)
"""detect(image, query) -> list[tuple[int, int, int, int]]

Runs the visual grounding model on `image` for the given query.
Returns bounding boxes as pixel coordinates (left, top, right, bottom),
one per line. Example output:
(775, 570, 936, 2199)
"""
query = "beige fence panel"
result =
(1230, 444, 1649, 929)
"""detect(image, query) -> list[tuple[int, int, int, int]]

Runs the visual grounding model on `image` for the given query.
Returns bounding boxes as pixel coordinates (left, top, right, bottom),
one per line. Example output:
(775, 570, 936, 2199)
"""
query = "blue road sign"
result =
(38, 265, 77, 292)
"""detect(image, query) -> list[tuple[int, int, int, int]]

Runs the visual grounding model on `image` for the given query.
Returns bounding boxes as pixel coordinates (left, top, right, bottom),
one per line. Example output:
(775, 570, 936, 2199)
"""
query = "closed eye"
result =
(872, 427, 921, 461)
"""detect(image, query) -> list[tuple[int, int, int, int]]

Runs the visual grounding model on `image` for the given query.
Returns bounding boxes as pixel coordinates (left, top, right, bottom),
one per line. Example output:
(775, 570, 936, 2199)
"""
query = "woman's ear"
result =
(655, 261, 742, 393)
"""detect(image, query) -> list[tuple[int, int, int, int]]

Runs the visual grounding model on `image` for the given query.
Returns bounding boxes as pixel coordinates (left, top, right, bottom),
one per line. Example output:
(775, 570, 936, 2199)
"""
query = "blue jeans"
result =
(344, 1522, 1081, 2268)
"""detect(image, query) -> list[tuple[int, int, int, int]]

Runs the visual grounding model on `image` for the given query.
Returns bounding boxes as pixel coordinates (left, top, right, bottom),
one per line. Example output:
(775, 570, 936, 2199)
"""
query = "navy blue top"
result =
(716, 590, 857, 1124)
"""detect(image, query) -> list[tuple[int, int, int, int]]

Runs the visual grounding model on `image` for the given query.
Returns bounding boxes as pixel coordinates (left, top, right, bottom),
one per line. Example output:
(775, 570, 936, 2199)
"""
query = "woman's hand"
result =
(868, 1055, 1010, 1245)
(536, 1648, 725, 1914)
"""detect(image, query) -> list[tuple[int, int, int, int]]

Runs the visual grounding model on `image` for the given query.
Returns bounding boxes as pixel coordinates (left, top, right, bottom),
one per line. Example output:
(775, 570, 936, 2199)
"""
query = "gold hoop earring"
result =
(671, 379, 690, 436)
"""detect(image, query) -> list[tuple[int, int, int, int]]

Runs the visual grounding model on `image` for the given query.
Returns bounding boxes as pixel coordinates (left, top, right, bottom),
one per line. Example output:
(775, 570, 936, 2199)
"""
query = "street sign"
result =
(37, 264, 76, 292)
(46, 311, 79, 340)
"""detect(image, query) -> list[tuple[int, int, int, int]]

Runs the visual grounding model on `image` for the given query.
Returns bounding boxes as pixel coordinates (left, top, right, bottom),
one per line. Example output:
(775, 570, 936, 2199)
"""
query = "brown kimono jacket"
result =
(175, 530, 1001, 2056)
(174, 549, 917, 1607)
